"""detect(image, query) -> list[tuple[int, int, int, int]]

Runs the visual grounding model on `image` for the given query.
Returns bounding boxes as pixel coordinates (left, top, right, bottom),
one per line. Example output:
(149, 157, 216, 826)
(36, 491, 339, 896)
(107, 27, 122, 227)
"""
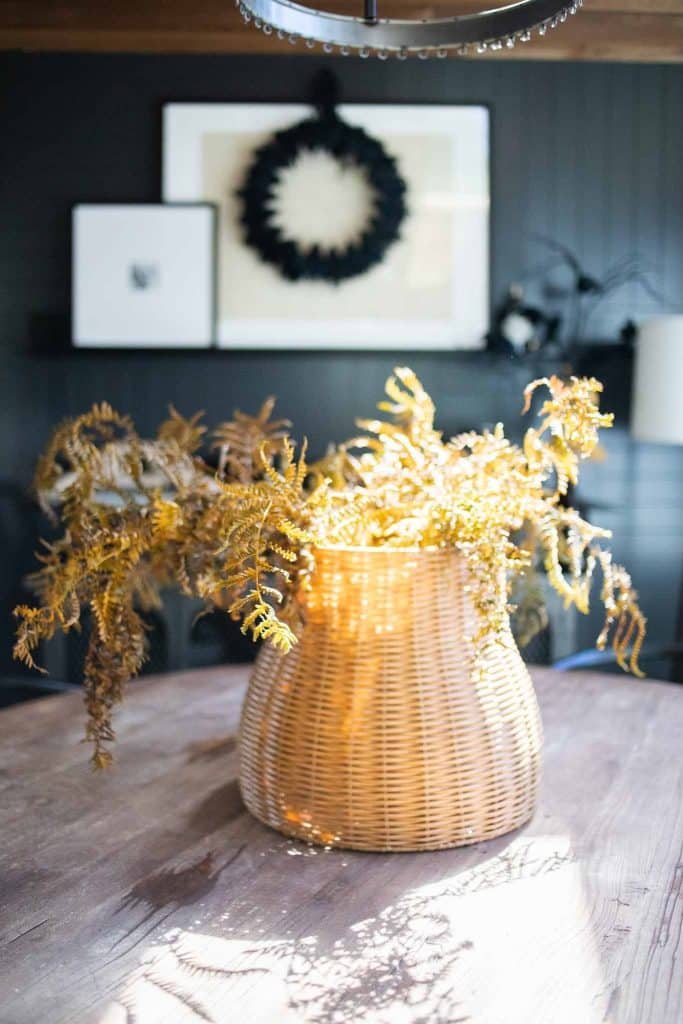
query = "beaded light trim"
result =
(235, 0, 582, 58)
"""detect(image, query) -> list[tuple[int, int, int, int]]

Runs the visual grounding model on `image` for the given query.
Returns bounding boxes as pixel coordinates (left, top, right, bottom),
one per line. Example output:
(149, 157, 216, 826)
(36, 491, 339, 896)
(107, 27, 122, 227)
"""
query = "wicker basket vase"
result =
(239, 546, 543, 852)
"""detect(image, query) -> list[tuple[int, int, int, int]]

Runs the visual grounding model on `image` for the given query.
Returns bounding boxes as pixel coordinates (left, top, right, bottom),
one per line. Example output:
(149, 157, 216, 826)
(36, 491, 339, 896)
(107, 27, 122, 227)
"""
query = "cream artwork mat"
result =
(162, 103, 489, 350)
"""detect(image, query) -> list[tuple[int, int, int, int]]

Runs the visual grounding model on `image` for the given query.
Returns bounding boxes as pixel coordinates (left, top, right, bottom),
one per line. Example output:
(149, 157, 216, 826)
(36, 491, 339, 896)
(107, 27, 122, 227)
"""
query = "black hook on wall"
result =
(309, 68, 342, 121)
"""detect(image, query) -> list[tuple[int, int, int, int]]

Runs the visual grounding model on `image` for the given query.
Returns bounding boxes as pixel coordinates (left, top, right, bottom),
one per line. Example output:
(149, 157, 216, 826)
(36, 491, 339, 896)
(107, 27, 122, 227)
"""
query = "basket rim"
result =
(312, 543, 460, 556)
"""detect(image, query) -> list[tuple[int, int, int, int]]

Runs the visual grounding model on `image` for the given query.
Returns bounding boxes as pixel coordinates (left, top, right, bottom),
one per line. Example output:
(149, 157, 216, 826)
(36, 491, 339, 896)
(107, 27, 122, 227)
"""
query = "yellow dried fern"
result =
(14, 369, 646, 767)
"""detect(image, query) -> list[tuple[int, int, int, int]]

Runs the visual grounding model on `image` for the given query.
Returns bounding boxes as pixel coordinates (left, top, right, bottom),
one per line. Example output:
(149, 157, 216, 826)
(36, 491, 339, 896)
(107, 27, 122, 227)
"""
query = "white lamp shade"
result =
(631, 316, 683, 446)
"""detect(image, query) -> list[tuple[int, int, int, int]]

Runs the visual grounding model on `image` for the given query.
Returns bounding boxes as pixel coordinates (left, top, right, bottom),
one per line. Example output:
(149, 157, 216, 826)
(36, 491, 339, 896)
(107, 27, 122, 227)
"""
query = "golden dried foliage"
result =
(211, 397, 291, 483)
(14, 402, 313, 766)
(14, 370, 646, 767)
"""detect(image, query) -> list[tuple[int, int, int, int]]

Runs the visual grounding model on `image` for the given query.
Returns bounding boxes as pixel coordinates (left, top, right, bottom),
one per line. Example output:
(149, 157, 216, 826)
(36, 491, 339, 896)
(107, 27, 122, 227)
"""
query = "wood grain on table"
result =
(0, 665, 682, 1024)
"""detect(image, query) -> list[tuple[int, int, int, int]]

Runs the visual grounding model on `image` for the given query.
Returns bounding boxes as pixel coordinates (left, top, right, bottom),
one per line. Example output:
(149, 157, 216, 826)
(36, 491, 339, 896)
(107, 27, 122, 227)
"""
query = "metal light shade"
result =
(632, 316, 683, 446)
(236, 0, 582, 57)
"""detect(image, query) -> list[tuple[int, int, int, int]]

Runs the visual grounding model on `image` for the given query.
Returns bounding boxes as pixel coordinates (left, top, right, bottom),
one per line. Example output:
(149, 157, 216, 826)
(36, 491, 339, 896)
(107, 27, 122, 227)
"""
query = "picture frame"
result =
(72, 202, 217, 349)
(162, 103, 490, 351)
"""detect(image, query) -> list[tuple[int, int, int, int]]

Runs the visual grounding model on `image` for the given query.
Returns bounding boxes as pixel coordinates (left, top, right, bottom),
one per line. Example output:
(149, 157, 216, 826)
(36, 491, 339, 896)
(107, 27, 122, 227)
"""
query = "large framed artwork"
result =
(162, 103, 490, 351)
(72, 203, 216, 349)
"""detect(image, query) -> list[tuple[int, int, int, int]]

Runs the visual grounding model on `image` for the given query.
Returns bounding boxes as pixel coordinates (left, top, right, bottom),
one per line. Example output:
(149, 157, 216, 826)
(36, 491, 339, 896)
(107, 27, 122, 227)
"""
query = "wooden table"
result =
(1, 665, 682, 1024)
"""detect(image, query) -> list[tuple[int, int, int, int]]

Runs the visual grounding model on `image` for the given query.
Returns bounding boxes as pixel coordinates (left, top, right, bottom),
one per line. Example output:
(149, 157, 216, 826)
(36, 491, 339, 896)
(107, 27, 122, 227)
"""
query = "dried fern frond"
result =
(314, 371, 645, 672)
(522, 375, 614, 496)
(14, 370, 645, 767)
(307, 443, 365, 490)
(157, 405, 207, 454)
(33, 403, 140, 515)
(14, 400, 320, 766)
(13, 605, 54, 672)
(376, 366, 439, 445)
(212, 397, 291, 483)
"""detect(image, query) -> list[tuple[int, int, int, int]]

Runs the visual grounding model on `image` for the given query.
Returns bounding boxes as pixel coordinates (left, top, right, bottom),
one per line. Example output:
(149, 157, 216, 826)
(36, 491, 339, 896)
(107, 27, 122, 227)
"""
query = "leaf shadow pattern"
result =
(268, 835, 573, 1024)
(153, 887, 476, 1024)
(114, 837, 575, 1023)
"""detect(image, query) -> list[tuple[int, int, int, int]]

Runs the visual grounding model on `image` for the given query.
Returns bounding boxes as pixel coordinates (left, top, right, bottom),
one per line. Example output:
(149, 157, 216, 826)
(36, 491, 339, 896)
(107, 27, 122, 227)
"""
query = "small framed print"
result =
(72, 203, 216, 348)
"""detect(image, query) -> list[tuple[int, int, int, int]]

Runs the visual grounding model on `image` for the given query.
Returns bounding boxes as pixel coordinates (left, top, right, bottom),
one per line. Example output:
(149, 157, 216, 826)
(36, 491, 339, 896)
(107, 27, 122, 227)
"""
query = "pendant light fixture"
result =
(235, 0, 582, 59)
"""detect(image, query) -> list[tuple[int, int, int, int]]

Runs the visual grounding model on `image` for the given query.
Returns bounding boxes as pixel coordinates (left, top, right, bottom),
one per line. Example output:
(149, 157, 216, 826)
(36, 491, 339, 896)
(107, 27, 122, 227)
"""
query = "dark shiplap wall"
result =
(1, 53, 682, 672)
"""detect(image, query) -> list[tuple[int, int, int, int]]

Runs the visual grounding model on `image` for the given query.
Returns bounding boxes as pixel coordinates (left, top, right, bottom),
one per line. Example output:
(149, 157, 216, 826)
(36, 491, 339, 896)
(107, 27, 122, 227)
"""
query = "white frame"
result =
(72, 203, 216, 349)
(163, 103, 490, 351)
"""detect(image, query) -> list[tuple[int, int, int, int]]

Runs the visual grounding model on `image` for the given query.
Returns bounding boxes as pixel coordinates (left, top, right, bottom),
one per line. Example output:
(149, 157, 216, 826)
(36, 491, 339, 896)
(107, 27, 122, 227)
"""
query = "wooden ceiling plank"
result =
(0, 5, 681, 62)
(1, 0, 683, 18)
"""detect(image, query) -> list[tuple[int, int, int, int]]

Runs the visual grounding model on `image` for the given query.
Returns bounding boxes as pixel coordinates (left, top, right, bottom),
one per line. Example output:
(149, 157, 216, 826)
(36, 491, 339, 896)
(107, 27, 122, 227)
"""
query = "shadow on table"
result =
(100, 803, 585, 1024)
(90, 712, 614, 1024)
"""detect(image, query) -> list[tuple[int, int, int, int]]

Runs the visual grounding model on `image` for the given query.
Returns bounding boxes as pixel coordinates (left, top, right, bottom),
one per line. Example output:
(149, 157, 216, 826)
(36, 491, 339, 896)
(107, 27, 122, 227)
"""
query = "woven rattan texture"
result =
(239, 547, 543, 851)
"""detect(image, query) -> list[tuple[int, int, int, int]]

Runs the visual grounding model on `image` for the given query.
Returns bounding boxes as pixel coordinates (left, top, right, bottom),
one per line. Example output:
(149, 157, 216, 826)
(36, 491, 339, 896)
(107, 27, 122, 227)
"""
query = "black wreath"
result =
(237, 80, 407, 284)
